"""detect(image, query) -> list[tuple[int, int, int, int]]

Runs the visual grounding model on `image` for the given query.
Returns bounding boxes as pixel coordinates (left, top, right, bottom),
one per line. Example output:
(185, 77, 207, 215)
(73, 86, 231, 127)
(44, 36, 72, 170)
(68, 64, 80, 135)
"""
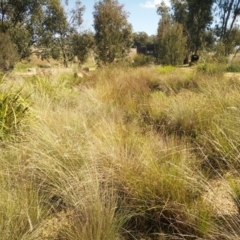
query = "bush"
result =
(0, 32, 19, 71)
(196, 62, 225, 76)
(132, 54, 156, 67)
(226, 64, 240, 72)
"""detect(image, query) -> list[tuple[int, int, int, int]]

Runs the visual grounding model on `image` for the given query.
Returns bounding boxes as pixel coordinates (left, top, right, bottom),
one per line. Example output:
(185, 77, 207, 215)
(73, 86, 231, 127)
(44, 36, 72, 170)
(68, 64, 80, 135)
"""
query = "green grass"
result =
(196, 62, 225, 77)
(2, 63, 240, 239)
(156, 65, 176, 74)
(14, 62, 36, 72)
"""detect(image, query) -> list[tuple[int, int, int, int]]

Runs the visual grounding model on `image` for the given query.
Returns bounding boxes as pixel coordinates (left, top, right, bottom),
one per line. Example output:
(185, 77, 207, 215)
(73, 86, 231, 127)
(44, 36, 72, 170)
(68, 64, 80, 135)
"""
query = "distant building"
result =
(137, 44, 157, 56)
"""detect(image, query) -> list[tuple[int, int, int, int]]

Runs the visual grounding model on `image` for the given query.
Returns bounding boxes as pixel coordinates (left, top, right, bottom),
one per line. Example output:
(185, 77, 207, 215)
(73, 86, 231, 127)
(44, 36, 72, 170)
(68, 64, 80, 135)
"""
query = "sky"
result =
(68, 0, 171, 36)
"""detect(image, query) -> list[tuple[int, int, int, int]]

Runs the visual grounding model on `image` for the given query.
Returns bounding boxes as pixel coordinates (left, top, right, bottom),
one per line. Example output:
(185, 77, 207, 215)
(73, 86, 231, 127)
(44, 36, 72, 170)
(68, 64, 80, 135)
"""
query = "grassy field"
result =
(1, 61, 240, 239)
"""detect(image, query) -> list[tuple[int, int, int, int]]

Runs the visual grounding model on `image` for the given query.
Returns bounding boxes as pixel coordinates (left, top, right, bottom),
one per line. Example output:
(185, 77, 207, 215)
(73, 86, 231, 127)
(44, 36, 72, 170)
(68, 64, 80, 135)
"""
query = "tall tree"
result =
(93, 0, 133, 65)
(0, 0, 85, 64)
(170, 0, 214, 54)
(186, 0, 214, 53)
(71, 31, 95, 64)
(157, 1, 186, 65)
(41, 0, 85, 66)
(214, 0, 240, 55)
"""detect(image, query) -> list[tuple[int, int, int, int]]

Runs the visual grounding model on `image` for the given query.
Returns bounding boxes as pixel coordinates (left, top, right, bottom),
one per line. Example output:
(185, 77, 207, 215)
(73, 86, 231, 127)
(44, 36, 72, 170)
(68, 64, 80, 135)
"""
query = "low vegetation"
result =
(1, 61, 240, 240)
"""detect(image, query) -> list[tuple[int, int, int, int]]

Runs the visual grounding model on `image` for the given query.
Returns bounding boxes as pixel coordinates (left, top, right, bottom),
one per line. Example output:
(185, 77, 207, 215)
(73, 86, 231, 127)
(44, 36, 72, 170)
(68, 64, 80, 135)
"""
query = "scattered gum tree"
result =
(71, 31, 95, 64)
(186, 0, 214, 54)
(156, 1, 186, 65)
(93, 0, 133, 65)
(55, 0, 86, 67)
(0, 0, 86, 66)
(170, 0, 214, 56)
(214, 0, 240, 55)
(0, 0, 68, 59)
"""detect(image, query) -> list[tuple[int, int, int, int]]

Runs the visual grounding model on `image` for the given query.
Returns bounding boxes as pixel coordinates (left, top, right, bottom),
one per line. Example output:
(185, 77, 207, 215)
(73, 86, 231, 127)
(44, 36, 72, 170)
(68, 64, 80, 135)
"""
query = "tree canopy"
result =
(168, 0, 214, 54)
(214, 0, 240, 55)
(1, 0, 240, 69)
(93, 0, 133, 65)
(156, 1, 186, 65)
(133, 32, 156, 48)
(0, 0, 86, 64)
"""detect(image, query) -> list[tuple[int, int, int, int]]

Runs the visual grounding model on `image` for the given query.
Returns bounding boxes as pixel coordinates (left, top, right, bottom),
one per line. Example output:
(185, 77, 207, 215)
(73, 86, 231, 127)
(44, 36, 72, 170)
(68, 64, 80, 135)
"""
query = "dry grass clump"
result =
(196, 62, 225, 77)
(149, 90, 209, 137)
(147, 71, 240, 172)
(0, 148, 49, 239)
(2, 64, 240, 239)
(0, 77, 30, 141)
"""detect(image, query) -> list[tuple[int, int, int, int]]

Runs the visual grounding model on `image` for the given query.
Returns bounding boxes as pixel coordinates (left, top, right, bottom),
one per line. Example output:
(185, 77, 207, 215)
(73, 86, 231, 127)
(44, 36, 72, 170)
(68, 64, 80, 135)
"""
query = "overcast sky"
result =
(68, 0, 171, 35)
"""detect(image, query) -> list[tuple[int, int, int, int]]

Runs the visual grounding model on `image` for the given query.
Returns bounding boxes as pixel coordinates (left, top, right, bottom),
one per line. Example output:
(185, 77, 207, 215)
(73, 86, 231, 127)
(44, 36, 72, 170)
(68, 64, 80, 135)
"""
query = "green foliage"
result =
(214, 0, 240, 56)
(71, 32, 95, 64)
(157, 21, 187, 65)
(0, 0, 85, 63)
(14, 62, 36, 72)
(186, 0, 214, 53)
(169, 0, 214, 53)
(0, 32, 19, 71)
(196, 62, 225, 76)
(156, 3, 186, 65)
(156, 65, 176, 73)
(132, 54, 155, 66)
(93, 0, 133, 65)
(226, 64, 240, 72)
(8, 24, 32, 59)
(0, 0, 62, 59)
(133, 31, 155, 48)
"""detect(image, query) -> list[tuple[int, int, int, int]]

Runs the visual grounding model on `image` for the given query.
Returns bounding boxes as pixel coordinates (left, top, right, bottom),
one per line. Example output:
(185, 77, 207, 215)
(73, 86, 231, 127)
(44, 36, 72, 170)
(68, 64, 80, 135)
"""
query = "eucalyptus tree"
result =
(133, 32, 150, 48)
(42, 0, 85, 66)
(186, 0, 214, 53)
(214, 0, 240, 55)
(71, 31, 95, 64)
(170, 0, 214, 54)
(0, 0, 85, 64)
(93, 0, 133, 65)
(156, 1, 186, 65)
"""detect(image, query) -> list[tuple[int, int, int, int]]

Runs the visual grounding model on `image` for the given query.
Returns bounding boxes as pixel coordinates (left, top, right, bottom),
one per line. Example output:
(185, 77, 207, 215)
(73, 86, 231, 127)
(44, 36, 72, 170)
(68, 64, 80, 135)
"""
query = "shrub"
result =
(132, 54, 156, 67)
(196, 62, 225, 76)
(157, 22, 186, 66)
(226, 64, 240, 72)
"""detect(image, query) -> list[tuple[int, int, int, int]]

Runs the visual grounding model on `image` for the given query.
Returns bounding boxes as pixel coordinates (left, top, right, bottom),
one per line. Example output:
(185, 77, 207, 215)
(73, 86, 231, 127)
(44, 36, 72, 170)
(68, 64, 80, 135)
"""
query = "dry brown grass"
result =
(2, 64, 240, 239)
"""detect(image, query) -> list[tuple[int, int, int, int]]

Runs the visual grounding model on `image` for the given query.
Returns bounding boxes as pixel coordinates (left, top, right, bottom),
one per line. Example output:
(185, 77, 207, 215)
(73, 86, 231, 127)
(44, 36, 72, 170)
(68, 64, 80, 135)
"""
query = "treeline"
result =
(1, 0, 240, 70)
(154, 0, 240, 65)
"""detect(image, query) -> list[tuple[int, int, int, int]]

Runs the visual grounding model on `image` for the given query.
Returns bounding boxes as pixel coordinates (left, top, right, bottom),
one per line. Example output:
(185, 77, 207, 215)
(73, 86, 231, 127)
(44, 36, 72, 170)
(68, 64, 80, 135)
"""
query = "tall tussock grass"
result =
(0, 76, 30, 140)
(2, 64, 240, 239)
